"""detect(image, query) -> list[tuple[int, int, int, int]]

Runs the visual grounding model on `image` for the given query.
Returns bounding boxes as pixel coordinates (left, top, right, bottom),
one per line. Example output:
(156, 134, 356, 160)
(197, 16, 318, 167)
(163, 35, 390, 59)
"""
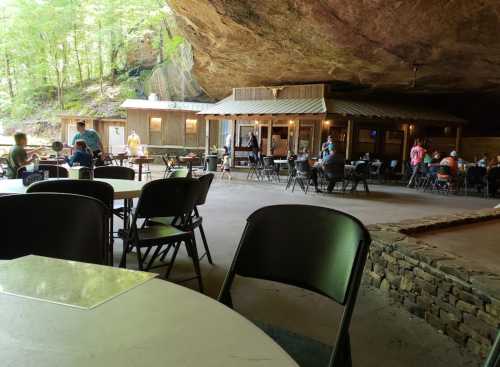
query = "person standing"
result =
(407, 140, 426, 187)
(127, 130, 141, 156)
(6, 132, 39, 178)
(224, 133, 232, 155)
(71, 121, 104, 165)
(247, 131, 259, 160)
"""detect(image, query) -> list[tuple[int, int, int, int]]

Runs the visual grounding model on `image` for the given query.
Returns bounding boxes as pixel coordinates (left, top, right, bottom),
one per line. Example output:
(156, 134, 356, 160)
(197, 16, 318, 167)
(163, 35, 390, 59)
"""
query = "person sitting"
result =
(323, 150, 346, 192)
(298, 147, 309, 161)
(477, 153, 489, 168)
(440, 150, 459, 177)
(6, 132, 39, 179)
(430, 150, 442, 164)
(488, 155, 500, 169)
(67, 140, 93, 167)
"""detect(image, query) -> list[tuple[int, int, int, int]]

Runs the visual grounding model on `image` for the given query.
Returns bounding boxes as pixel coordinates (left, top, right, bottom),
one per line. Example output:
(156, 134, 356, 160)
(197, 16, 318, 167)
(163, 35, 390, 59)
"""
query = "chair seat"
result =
(255, 321, 332, 367)
(149, 216, 176, 226)
(136, 225, 190, 243)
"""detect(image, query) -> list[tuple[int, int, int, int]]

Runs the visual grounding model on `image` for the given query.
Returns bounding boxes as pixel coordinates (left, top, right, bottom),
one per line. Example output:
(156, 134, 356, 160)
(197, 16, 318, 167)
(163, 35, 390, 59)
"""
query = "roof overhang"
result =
(121, 99, 214, 113)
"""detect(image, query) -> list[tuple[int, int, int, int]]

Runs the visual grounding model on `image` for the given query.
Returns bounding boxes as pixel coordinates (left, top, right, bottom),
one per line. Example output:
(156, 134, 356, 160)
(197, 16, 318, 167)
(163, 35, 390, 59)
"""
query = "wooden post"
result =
(455, 126, 462, 153)
(293, 120, 299, 154)
(402, 124, 409, 174)
(346, 119, 354, 160)
(230, 119, 236, 167)
(267, 120, 272, 156)
(205, 119, 210, 156)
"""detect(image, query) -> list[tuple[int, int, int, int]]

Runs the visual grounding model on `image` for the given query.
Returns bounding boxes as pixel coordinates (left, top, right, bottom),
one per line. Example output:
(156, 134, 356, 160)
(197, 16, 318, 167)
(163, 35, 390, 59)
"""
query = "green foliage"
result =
(0, 0, 183, 122)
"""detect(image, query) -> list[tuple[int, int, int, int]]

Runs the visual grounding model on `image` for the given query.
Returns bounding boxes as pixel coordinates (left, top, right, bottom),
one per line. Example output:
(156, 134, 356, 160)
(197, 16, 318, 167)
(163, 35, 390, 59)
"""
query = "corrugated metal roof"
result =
(197, 98, 326, 115)
(121, 99, 214, 112)
(326, 99, 465, 123)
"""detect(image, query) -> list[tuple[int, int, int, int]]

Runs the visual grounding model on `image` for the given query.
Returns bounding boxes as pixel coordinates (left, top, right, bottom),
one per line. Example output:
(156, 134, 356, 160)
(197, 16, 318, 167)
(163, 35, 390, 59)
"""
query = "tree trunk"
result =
(98, 20, 104, 95)
(158, 25, 164, 63)
(4, 51, 14, 98)
(73, 26, 84, 86)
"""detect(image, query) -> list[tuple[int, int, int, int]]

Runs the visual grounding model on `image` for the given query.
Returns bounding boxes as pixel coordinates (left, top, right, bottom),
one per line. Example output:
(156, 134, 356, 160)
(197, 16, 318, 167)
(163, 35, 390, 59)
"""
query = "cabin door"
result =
(109, 126, 125, 154)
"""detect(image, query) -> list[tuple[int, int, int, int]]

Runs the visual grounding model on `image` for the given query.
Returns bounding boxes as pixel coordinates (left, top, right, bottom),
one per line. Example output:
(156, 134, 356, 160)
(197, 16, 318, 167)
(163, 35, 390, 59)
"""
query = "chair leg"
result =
(187, 238, 204, 293)
(164, 242, 181, 279)
(198, 223, 214, 265)
(330, 332, 352, 367)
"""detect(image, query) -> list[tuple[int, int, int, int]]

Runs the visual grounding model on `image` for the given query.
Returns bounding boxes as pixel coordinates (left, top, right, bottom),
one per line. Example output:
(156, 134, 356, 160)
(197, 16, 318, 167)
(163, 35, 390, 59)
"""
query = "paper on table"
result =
(0, 255, 157, 309)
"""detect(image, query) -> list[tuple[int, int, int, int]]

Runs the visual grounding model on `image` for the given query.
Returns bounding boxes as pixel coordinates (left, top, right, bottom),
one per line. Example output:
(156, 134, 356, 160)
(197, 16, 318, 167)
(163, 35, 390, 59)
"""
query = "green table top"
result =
(0, 178, 144, 199)
(0, 255, 156, 309)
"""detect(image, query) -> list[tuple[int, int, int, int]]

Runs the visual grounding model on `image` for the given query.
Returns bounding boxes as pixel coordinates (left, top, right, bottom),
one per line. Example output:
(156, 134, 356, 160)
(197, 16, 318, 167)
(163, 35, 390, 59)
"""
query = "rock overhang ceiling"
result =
(167, 0, 500, 104)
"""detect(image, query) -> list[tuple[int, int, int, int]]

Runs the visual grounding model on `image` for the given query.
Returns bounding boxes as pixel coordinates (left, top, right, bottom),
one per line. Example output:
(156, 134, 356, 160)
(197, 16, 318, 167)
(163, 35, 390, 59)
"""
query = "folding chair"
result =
(218, 205, 371, 367)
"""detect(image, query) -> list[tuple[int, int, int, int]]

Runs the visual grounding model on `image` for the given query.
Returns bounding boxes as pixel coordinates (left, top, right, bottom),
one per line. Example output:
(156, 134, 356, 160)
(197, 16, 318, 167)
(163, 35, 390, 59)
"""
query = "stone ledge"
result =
(367, 208, 500, 359)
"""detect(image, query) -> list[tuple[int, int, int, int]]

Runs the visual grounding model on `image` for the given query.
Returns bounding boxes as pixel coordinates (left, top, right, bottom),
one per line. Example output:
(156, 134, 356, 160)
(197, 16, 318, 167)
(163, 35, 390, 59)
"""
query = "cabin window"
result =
(239, 125, 254, 146)
(298, 123, 314, 153)
(149, 117, 162, 145)
(185, 119, 198, 135)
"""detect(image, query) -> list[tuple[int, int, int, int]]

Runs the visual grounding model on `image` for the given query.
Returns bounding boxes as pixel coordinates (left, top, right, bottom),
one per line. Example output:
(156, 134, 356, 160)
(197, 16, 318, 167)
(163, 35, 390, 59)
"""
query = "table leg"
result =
(119, 198, 130, 268)
(138, 163, 143, 181)
(188, 161, 193, 178)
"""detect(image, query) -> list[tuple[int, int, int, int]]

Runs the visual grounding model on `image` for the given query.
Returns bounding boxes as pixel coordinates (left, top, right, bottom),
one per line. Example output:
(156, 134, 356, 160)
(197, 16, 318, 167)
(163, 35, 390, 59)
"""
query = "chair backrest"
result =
(17, 164, 69, 178)
(295, 159, 311, 174)
(439, 165, 451, 176)
(0, 193, 108, 264)
(263, 156, 274, 168)
(467, 166, 487, 182)
(354, 161, 369, 176)
(27, 179, 114, 211)
(93, 165, 135, 180)
(489, 167, 500, 181)
(133, 178, 200, 222)
(219, 205, 371, 305)
(484, 331, 500, 367)
(195, 173, 214, 206)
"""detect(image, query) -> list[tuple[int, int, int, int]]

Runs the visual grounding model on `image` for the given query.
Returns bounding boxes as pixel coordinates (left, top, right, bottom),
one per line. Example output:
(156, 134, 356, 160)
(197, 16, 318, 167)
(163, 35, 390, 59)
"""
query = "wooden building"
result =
(198, 84, 466, 168)
(59, 115, 127, 153)
(120, 99, 214, 154)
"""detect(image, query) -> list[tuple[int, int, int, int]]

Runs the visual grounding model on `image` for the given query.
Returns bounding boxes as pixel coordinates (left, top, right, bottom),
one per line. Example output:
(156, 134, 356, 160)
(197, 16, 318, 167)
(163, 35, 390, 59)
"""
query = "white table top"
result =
(0, 178, 145, 200)
(274, 159, 289, 164)
(0, 275, 297, 366)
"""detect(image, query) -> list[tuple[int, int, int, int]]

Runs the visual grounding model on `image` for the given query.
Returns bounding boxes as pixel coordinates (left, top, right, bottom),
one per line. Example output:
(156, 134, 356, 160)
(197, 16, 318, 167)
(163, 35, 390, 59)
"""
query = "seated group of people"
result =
(5, 122, 100, 179)
(409, 140, 500, 196)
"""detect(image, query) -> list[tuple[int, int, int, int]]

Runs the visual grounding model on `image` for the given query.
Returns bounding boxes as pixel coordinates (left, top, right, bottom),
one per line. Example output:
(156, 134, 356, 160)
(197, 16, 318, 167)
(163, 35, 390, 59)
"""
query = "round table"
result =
(0, 277, 298, 367)
(0, 178, 144, 200)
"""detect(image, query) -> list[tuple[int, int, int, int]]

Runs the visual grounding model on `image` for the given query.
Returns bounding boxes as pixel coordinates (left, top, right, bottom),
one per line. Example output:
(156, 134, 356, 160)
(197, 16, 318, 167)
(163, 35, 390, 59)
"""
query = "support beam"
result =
(455, 126, 462, 153)
(267, 120, 272, 156)
(292, 120, 299, 154)
(205, 119, 210, 156)
(230, 119, 236, 167)
(346, 119, 354, 161)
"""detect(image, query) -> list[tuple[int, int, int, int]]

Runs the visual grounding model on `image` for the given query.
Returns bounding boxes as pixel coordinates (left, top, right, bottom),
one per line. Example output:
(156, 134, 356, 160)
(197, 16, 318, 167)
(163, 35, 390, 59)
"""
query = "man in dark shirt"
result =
(6, 132, 38, 179)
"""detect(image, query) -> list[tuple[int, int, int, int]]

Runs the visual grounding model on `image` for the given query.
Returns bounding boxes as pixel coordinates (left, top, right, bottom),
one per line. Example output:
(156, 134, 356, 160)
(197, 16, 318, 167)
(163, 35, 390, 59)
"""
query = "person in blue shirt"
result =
(71, 121, 104, 164)
(67, 140, 93, 167)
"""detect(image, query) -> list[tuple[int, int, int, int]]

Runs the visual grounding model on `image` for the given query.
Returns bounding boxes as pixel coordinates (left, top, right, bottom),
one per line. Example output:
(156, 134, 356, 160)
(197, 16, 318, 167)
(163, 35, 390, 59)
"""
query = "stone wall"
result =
(366, 208, 500, 358)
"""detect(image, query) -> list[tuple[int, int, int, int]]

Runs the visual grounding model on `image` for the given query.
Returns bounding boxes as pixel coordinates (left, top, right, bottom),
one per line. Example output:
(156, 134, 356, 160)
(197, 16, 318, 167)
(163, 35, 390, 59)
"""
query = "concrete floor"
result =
(117, 167, 498, 367)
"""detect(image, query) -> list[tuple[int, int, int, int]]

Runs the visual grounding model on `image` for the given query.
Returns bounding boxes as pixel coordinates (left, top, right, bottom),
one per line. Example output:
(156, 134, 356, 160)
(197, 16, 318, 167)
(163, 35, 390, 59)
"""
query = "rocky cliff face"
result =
(168, 0, 500, 99)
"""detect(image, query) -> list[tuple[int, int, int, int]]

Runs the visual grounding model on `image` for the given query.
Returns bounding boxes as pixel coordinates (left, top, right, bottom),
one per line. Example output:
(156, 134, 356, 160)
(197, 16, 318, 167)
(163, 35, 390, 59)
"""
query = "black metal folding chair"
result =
(218, 205, 371, 367)
(94, 165, 136, 229)
(0, 193, 108, 264)
(484, 332, 500, 367)
(120, 178, 204, 291)
(27, 179, 114, 264)
(18, 164, 69, 178)
(247, 155, 262, 181)
(292, 160, 312, 193)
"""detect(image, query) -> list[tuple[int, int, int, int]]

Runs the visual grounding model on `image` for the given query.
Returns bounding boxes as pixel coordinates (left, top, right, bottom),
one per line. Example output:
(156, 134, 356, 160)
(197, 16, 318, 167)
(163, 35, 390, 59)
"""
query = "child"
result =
(220, 154, 231, 181)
